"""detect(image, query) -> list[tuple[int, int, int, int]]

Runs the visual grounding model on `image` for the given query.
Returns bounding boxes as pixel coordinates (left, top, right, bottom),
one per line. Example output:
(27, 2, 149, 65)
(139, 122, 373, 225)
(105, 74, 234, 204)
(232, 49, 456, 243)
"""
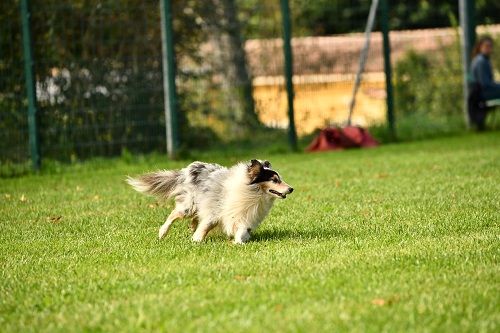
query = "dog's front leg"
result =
(234, 226, 251, 244)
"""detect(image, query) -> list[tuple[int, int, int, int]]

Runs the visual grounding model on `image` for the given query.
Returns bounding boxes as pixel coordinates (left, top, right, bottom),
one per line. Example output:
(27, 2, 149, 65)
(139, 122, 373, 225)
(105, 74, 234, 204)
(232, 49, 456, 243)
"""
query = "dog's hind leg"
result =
(159, 209, 184, 239)
(189, 217, 199, 233)
(192, 219, 217, 242)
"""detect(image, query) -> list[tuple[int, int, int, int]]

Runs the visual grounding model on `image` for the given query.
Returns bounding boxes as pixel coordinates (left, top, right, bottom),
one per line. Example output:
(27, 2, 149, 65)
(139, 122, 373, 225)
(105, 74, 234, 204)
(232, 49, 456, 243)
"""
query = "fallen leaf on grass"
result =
(371, 298, 386, 306)
(20, 194, 27, 202)
(48, 216, 63, 223)
(4, 193, 11, 199)
(148, 202, 160, 209)
(371, 295, 400, 306)
(234, 275, 248, 281)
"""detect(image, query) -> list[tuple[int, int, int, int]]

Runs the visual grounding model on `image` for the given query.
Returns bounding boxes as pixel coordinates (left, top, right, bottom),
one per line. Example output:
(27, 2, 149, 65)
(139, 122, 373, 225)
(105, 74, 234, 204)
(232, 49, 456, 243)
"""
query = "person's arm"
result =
(475, 57, 500, 90)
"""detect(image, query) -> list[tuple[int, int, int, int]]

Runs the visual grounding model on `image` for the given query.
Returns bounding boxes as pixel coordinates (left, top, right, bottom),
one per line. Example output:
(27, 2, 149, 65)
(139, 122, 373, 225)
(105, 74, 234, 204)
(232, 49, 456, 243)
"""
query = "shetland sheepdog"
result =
(127, 159, 293, 244)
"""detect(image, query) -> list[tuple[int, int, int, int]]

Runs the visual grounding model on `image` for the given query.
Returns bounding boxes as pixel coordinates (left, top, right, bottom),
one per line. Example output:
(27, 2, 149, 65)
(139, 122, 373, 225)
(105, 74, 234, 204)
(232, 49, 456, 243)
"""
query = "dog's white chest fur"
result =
(220, 166, 276, 235)
(195, 164, 276, 241)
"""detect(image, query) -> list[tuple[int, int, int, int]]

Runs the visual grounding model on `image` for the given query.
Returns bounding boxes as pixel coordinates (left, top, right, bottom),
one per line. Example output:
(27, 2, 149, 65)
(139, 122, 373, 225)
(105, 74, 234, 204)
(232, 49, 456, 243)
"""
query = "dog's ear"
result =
(250, 159, 261, 167)
(262, 160, 271, 169)
(248, 159, 262, 184)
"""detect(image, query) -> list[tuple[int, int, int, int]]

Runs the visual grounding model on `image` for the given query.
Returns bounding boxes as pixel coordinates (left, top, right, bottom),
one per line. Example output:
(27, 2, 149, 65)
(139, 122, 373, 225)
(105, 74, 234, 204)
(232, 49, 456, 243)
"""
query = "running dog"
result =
(127, 159, 293, 244)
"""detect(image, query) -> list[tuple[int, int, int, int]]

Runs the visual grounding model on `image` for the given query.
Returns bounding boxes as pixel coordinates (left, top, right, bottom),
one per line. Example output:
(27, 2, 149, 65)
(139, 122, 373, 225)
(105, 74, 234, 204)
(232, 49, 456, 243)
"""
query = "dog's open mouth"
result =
(269, 189, 286, 198)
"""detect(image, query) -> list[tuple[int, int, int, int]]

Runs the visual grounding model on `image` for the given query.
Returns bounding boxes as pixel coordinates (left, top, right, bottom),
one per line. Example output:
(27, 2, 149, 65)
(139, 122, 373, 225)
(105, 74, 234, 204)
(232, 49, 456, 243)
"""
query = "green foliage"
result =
(394, 50, 432, 115)
(1, 133, 499, 331)
(394, 39, 463, 117)
(290, 0, 373, 35)
(288, 0, 500, 37)
(391, 35, 467, 140)
(489, 34, 500, 72)
(0, 0, 29, 164)
(1, 1, 169, 162)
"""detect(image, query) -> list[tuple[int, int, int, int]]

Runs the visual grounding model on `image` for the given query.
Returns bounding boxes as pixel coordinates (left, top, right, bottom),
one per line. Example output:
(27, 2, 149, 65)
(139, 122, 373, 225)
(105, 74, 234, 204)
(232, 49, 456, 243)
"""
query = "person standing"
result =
(469, 36, 500, 130)
(470, 36, 500, 100)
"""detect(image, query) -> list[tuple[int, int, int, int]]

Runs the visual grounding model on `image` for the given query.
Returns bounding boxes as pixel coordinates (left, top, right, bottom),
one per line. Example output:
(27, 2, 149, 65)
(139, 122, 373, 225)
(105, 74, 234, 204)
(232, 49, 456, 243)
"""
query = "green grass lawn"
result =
(1, 132, 499, 332)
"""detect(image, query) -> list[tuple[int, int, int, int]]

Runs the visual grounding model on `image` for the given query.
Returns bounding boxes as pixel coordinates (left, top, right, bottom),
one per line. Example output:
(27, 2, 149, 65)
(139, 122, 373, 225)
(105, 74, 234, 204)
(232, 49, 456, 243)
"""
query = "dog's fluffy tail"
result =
(126, 170, 182, 199)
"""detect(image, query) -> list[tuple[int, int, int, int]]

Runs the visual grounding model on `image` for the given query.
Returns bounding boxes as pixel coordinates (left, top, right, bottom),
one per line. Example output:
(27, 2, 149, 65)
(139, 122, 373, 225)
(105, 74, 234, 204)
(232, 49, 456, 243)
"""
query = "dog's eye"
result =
(272, 178, 278, 183)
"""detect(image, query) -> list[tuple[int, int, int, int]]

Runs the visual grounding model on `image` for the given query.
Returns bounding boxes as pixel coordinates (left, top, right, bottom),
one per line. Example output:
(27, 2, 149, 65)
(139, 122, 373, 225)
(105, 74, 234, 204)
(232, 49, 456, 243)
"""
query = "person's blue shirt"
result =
(470, 54, 500, 100)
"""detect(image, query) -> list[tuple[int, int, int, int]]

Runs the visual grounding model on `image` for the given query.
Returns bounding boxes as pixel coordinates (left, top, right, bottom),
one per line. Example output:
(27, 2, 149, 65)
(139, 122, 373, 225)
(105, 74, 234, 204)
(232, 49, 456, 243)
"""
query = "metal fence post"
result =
(280, 0, 298, 151)
(380, 0, 395, 139)
(459, 0, 476, 129)
(160, 0, 179, 158)
(20, 0, 41, 170)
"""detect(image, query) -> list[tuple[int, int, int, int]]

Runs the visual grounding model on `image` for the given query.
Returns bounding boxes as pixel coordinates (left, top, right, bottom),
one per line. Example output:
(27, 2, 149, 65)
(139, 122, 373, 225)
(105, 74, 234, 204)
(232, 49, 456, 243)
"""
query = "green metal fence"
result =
(1, 0, 498, 174)
(33, 1, 167, 158)
(1, 1, 29, 168)
(2, 0, 300, 173)
(3, 0, 168, 173)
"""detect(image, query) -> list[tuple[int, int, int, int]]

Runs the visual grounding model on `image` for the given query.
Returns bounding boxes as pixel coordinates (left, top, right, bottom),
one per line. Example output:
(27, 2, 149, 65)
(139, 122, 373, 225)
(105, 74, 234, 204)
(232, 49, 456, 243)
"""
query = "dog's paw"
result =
(192, 233, 204, 243)
(233, 235, 250, 245)
(234, 231, 250, 244)
(158, 225, 169, 240)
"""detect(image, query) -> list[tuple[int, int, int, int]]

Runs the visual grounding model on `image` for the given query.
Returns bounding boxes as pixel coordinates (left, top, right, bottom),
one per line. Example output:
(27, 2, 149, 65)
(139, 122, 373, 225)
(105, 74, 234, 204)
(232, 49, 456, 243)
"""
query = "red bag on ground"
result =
(306, 126, 378, 152)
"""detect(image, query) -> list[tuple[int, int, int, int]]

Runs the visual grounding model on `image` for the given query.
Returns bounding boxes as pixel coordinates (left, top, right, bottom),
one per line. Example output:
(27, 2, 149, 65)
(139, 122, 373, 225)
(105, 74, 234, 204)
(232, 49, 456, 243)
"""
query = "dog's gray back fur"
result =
(127, 162, 225, 212)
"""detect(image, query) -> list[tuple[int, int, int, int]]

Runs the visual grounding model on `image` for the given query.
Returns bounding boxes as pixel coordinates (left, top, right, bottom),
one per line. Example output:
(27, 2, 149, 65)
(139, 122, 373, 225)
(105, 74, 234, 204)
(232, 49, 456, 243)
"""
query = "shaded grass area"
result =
(0, 132, 499, 332)
(370, 112, 500, 143)
(4, 113, 500, 178)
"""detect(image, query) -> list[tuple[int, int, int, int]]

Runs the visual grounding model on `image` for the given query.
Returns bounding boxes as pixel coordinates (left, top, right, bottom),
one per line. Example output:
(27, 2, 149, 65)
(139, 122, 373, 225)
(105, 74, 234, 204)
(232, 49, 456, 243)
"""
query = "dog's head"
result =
(247, 159, 294, 199)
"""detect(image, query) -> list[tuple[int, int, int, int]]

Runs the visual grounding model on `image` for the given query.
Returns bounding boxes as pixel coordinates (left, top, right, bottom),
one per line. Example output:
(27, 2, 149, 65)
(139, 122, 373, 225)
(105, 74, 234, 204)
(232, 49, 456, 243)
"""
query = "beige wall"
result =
(253, 77, 387, 134)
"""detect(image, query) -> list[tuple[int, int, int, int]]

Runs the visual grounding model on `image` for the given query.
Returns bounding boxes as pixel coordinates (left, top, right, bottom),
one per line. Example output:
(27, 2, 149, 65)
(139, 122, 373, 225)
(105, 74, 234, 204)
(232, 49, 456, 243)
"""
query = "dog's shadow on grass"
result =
(252, 227, 346, 243)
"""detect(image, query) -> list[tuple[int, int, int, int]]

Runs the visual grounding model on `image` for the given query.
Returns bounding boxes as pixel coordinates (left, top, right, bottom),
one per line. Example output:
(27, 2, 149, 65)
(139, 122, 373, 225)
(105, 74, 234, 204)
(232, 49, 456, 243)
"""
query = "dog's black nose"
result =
(289, 187, 294, 193)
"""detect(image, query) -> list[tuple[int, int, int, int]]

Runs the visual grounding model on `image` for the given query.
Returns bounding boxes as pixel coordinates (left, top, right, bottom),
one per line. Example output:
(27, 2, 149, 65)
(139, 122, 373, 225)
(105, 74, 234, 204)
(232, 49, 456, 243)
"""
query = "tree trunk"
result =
(210, 0, 259, 135)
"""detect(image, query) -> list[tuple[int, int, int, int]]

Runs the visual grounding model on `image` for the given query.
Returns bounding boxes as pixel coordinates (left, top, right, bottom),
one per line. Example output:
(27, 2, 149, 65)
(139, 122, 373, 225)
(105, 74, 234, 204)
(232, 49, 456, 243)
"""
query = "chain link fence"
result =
(1, 1, 29, 167)
(1, 0, 499, 175)
(1, 0, 292, 175)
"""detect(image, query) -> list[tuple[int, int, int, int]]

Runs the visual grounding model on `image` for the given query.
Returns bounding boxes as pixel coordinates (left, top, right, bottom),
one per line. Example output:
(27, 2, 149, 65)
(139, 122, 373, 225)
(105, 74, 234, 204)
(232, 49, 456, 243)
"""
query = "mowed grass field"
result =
(1, 132, 499, 332)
